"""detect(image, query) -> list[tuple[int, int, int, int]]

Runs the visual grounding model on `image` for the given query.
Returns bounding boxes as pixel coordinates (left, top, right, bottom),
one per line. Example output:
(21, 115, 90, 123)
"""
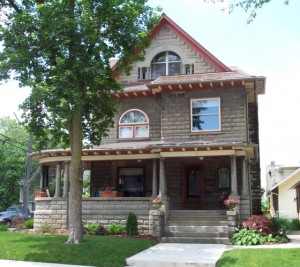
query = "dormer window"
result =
(119, 109, 149, 139)
(151, 51, 182, 79)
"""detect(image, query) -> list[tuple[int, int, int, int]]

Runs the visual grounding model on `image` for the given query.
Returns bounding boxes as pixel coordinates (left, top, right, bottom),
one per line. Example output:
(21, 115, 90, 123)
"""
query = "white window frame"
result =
(151, 51, 182, 79)
(190, 98, 221, 132)
(118, 109, 149, 139)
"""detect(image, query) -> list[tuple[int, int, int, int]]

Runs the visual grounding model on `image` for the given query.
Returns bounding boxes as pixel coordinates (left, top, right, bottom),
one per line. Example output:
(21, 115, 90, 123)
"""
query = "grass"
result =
(217, 248, 300, 267)
(0, 232, 157, 267)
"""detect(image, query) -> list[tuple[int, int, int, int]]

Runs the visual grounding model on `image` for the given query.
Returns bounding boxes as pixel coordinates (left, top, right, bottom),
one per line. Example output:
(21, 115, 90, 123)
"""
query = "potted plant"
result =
(224, 197, 239, 210)
(35, 188, 47, 198)
(100, 185, 120, 197)
(152, 198, 163, 209)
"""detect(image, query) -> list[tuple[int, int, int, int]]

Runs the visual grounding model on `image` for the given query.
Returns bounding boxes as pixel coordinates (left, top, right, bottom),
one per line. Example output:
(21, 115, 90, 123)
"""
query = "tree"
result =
(0, 1, 159, 244)
(204, 0, 289, 22)
(0, 117, 28, 211)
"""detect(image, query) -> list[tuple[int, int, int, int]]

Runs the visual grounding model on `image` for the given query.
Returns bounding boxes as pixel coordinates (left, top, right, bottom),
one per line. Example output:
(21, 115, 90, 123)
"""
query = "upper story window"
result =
(119, 109, 149, 139)
(151, 51, 182, 79)
(191, 98, 221, 132)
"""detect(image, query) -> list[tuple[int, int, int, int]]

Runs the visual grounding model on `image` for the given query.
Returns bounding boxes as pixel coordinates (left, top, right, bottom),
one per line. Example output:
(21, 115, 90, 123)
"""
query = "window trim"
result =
(190, 98, 221, 132)
(118, 109, 150, 139)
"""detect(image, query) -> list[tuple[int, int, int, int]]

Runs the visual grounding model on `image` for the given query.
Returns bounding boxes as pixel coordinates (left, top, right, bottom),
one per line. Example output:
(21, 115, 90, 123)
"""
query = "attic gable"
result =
(147, 14, 231, 73)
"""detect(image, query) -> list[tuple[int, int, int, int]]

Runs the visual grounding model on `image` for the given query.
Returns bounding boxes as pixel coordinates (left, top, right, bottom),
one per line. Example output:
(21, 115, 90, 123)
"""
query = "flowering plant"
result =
(152, 198, 163, 205)
(224, 197, 239, 207)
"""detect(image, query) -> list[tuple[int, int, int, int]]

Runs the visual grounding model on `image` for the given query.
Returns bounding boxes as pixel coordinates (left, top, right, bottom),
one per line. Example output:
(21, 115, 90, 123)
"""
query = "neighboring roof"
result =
(271, 168, 300, 191)
(291, 180, 300, 189)
(148, 14, 231, 72)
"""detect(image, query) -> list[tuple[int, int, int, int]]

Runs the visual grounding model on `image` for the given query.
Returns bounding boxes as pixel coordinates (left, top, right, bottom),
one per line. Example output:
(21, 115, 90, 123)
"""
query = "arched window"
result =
(151, 51, 182, 79)
(119, 109, 149, 139)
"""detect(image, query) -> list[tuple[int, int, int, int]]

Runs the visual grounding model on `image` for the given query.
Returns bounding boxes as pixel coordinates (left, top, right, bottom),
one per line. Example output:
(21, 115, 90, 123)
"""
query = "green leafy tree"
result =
(0, 1, 159, 243)
(0, 117, 28, 211)
(204, 0, 289, 22)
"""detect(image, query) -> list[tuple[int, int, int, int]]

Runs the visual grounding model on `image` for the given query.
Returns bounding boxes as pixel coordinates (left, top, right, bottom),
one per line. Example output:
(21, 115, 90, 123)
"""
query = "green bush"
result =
(84, 223, 107, 236)
(126, 212, 138, 235)
(40, 221, 54, 234)
(231, 228, 265, 245)
(107, 223, 125, 235)
(270, 217, 300, 236)
(0, 224, 9, 231)
(23, 219, 34, 229)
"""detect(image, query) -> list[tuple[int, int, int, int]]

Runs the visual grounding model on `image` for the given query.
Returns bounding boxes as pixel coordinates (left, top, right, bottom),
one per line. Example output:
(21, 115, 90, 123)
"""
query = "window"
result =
(151, 51, 182, 79)
(119, 109, 149, 139)
(191, 98, 221, 132)
(118, 168, 144, 197)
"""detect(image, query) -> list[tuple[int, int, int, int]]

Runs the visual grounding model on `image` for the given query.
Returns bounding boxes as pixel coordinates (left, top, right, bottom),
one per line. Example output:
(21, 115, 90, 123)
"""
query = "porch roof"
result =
(32, 140, 257, 164)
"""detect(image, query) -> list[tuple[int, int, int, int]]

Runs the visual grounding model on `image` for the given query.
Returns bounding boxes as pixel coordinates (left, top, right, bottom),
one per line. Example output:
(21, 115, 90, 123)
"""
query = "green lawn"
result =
(0, 232, 157, 267)
(217, 248, 300, 267)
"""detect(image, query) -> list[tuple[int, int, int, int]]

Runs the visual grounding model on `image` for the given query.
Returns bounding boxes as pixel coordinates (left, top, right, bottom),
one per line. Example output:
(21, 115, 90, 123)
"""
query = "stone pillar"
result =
(158, 157, 166, 197)
(63, 161, 70, 198)
(230, 155, 238, 196)
(241, 156, 249, 196)
(152, 159, 158, 197)
(54, 162, 62, 198)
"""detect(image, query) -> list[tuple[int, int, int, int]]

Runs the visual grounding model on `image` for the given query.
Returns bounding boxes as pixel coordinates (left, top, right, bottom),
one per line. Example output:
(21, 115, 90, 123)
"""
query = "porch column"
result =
(152, 159, 158, 197)
(158, 157, 166, 197)
(230, 155, 238, 196)
(39, 165, 44, 190)
(241, 157, 249, 195)
(54, 161, 62, 197)
(62, 161, 70, 198)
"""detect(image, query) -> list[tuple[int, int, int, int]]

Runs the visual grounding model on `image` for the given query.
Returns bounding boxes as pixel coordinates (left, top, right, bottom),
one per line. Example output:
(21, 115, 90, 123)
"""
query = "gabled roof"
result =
(148, 13, 231, 72)
(271, 167, 300, 191)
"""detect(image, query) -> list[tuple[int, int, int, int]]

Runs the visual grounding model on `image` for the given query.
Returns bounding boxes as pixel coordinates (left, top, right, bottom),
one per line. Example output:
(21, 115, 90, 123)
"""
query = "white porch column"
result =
(158, 157, 166, 197)
(63, 161, 70, 198)
(152, 159, 158, 197)
(230, 155, 238, 196)
(54, 161, 62, 197)
(241, 157, 249, 196)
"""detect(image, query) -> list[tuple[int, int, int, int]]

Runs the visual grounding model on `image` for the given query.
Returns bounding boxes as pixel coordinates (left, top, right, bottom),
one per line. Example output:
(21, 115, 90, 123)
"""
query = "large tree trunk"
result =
(67, 105, 83, 244)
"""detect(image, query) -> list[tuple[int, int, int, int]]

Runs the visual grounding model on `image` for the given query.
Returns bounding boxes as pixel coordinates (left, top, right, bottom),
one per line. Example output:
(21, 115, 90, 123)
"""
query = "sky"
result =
(0, 0, 299, 188)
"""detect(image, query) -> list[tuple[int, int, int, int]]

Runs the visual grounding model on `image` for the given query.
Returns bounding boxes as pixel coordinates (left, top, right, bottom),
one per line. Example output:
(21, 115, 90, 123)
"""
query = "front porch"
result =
(33, 142, 257, 242)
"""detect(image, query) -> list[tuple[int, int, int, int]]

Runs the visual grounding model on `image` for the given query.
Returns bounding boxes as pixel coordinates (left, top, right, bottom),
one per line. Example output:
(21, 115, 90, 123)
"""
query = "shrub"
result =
(23, 219, 34, 229)
(0, 224, 8, 231)
(231, 228, 265, 245)
(126, 212, 138, 235)
(243, 215, 273, 236)
(107, 223, 125, 235)
(84, 223, 107, 236)
(40, 221, 54, 234)
(271, 217, 300, 232)
(11, 216, 26, 229)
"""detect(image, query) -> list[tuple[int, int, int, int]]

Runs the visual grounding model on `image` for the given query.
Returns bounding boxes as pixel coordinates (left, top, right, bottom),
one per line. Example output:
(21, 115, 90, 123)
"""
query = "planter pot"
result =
(152, 204, 162, 209)
(226, 204, 237, 210)
(35, 189, 47, 198)
(100, 191, 120, 197)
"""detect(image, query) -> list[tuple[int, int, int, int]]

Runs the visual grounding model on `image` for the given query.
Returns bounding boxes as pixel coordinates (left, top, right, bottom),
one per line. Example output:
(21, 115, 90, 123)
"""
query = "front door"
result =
(182, 165, 204, 209)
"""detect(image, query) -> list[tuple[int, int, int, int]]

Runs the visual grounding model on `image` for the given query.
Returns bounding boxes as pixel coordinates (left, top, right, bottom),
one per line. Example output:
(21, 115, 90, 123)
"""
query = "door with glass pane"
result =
(182, 165, 204, 209)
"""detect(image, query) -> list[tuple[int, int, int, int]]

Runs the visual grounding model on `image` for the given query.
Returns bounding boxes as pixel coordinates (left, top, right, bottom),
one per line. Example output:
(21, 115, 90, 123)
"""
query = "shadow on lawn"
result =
(216, 252, 238, 267)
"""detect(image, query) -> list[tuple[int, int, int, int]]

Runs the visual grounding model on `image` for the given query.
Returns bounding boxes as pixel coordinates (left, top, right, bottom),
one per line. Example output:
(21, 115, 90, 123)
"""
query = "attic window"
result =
(119, 109, 149, 139)
(151, 51, 182, 79)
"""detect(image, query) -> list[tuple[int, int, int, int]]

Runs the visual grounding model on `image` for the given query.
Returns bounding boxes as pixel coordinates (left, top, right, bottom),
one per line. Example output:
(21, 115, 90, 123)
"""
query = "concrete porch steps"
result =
(161, 210, 230, 244)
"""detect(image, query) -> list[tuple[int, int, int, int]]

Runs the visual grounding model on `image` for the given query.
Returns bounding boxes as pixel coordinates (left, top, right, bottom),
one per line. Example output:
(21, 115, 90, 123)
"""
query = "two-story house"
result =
(33, 14, 265, 243)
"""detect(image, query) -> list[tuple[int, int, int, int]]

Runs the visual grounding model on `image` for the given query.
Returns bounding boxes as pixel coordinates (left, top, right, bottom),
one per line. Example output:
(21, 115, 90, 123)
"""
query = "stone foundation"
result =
(34, 197, 161, 235)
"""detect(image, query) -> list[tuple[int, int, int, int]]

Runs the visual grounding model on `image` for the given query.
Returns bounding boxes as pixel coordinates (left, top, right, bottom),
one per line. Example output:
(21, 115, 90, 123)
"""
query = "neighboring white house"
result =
(267, 162, 300, 219)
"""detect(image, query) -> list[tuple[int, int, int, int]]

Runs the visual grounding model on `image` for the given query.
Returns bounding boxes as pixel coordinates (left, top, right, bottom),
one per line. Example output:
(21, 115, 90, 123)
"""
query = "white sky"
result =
(0, 0, 299, 188)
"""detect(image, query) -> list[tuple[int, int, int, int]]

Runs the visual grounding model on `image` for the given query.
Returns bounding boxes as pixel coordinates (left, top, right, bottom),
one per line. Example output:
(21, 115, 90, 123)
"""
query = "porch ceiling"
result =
(32, 140, 257, 164)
